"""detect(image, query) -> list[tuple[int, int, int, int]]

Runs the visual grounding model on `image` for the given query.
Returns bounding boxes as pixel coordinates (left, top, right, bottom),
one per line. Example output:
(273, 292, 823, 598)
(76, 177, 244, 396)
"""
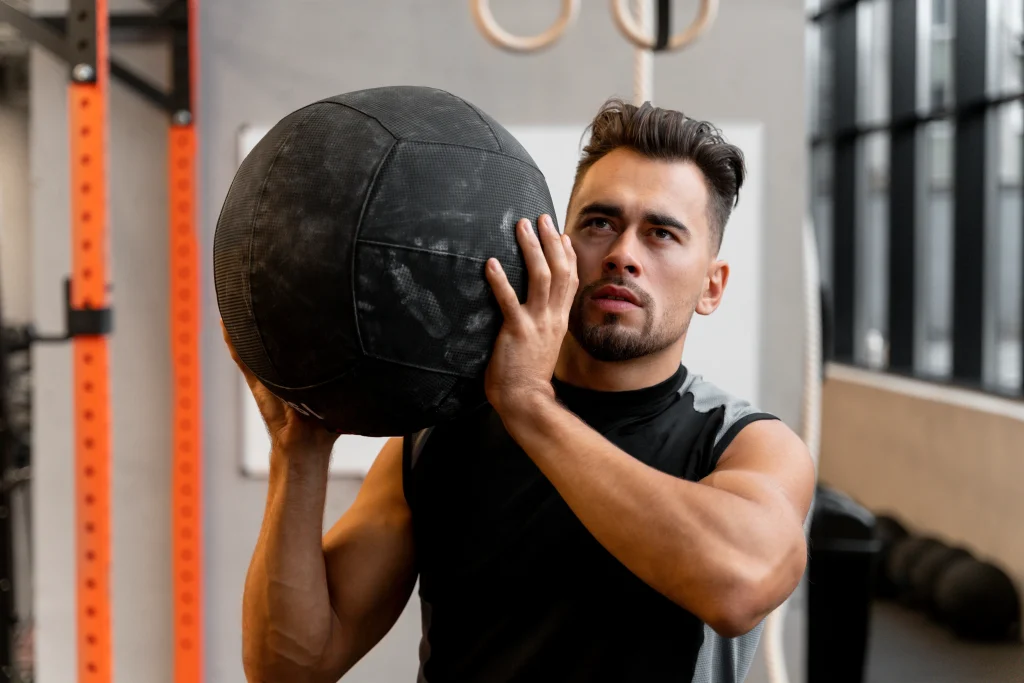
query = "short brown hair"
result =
(571, 99, 746, 251)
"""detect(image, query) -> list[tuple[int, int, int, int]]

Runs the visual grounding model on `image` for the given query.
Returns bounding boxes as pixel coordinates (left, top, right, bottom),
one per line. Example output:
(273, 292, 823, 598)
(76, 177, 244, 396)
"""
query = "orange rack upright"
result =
(169, 0, 203, 680)
(67, 0, 113, 681)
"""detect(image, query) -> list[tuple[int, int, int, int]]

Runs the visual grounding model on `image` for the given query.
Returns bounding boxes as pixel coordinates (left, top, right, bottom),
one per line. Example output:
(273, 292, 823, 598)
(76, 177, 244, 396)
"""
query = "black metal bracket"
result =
(67, 0, 97, 83)
(654, 0, 671, 52)
(40, 12, 184, 34)
(169, 1, 191, 121)
(31, 279, 113, 344)
(0, 0, 71, 66)
(0, 0, 189, 115)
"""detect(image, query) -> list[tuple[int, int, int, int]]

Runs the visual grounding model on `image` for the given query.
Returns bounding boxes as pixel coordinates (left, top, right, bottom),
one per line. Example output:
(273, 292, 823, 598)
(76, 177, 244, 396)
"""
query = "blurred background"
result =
(0, 0, 1021, 681)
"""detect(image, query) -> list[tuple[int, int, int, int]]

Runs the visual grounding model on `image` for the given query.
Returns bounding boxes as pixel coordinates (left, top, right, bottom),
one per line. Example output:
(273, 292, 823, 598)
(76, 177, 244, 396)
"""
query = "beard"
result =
(567, 277, 696, 362)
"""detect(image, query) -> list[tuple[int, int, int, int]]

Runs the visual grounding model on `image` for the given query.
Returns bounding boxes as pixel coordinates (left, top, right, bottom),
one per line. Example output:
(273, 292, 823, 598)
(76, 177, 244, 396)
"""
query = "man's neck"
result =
(553, 337, 685, 393)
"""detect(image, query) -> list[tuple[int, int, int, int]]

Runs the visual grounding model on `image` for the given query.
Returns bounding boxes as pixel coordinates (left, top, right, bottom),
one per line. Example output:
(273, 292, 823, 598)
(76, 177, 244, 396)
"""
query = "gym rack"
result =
(0, 0, 203, 680)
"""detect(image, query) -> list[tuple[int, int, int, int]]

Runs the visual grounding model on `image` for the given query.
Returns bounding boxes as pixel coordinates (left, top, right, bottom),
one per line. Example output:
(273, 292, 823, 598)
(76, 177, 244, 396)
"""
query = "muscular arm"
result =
(499, 394, 815, 637)
(242, 437, 416, 683)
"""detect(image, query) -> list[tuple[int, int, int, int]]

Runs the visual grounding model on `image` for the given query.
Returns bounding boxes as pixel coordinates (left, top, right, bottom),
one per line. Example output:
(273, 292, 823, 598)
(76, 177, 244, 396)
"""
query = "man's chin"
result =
(583, 310, 642, 329)
(570, 326, 646, 363)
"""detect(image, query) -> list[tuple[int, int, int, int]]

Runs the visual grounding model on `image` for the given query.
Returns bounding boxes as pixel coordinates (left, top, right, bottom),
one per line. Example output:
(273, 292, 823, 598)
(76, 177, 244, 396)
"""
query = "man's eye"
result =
(586, 218, 613, 230)
(653, 228, 674, 240)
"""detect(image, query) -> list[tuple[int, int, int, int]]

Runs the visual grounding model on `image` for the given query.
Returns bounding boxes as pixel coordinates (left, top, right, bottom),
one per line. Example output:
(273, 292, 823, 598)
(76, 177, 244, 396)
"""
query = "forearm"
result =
(242, 445, 338, 681)
(501, 394, 802, 630)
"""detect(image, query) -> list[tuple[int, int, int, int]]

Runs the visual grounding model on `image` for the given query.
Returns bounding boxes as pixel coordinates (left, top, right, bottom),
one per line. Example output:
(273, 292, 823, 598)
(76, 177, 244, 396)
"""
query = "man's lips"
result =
(591, 285, 642, 306)
(591, 298, 639, 312)
(589, 285, 642, 311)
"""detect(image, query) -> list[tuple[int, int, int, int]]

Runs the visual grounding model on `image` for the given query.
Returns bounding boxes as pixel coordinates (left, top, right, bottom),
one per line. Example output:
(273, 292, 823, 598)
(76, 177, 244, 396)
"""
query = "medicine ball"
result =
(933, 557, 1021, 642)
(906, 542, 973, 613)
(214, 86, 557, 436)
(885, 536, 943, 604)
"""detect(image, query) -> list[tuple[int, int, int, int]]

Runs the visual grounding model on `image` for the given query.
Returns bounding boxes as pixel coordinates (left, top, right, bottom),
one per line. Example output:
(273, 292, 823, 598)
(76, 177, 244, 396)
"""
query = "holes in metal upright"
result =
(69, 0, 111, 680)
(171, 2, 202, 680)
(170, 121, 202, 683)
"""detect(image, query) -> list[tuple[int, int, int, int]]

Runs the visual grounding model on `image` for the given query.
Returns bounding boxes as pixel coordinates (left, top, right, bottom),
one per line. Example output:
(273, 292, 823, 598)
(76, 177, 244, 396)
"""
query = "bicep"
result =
(700, 421, 816, 623)
(321, 437, 418, 675)
(702, 420, 816, 530)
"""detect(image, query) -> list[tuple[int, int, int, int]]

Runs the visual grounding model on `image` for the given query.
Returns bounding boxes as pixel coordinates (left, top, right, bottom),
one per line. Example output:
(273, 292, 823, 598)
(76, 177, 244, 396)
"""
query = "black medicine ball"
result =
(214, 86, 557, 436)
(885, 536, 944, 603)
(933, 557, 1022, 642)
(906, 542, 973, 612)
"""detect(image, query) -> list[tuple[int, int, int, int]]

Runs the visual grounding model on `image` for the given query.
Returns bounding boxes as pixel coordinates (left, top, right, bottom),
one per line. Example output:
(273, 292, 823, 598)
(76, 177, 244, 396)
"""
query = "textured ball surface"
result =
(214, 86, 557, 436)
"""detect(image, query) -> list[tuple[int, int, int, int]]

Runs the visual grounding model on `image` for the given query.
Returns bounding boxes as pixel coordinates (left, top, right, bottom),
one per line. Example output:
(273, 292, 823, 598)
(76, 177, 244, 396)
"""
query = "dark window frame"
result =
(808, 0, 1024, 399)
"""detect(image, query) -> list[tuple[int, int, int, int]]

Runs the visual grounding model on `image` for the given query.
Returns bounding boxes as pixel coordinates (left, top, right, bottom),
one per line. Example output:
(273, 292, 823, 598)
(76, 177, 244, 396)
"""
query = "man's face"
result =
(564, 147, 729, 362)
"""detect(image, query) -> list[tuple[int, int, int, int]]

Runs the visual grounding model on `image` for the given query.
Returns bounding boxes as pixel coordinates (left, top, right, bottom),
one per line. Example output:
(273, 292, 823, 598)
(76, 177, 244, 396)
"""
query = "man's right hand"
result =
(227, 320, 418, 683)
(221, 320, 340, 457)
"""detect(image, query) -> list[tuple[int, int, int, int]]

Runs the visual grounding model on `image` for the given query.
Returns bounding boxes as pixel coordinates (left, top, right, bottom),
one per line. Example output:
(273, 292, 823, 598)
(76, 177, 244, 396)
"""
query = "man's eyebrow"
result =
(578, 202, 690, 236)
(644, 212, 690, 235)
(577, 202, 624, 218)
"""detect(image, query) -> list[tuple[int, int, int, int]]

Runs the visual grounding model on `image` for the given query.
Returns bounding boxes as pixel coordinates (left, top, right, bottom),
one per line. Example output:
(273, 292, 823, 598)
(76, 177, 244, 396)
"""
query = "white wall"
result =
(0, 101, 30, 324)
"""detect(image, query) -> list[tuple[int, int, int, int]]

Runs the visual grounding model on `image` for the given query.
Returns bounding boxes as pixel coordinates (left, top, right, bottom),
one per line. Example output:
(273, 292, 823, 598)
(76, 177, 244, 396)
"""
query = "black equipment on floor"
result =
(872, 514, 909, 599)
(885, 535, 944, 605)
(906, 542, 974, 614)
(806, 485, 882, 683)
(933, 557, 1022, 642)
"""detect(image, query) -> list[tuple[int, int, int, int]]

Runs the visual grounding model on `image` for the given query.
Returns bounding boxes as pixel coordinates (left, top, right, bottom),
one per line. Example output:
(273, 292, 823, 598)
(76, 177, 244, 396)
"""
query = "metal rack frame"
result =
(0, 0, 203, 680)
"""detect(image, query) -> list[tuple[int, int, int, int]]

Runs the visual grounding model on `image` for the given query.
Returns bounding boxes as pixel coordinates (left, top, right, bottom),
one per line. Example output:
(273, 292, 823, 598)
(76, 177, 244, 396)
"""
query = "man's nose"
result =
(602, 231, 642, 277)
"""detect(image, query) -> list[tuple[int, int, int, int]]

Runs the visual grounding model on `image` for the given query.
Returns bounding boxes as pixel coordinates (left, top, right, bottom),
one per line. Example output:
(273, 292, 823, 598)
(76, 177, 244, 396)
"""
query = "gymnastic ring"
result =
(611, 0, 718, 51)
(470, 0, 581, 53)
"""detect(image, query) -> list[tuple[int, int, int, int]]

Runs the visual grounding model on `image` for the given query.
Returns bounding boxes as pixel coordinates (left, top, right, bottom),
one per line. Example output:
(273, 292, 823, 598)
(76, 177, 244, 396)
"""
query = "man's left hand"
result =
(484, 214, 578, 416)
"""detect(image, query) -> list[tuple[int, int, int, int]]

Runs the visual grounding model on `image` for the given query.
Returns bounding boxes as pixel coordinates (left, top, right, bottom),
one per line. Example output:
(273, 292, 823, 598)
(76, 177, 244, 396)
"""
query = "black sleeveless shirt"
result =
(402, 365, 777, 683)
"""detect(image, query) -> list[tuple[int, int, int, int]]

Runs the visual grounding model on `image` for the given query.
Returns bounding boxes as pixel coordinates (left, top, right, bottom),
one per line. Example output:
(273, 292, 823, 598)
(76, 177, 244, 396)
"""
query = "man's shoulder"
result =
(676, 371, 780, 459)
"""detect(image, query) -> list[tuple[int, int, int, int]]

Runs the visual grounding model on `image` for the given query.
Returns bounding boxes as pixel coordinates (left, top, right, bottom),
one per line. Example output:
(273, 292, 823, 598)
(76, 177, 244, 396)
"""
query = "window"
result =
(928, 0, 955, 110)
(985, 101, 1023, 393)
(856, 132, 890, 369)
(808, 0, 1024, 396)
(916, 119, 954, 379)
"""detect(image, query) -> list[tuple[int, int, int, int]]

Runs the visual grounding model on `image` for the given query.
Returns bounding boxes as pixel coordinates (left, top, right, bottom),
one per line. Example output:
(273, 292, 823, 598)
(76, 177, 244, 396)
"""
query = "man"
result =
(232, 99, 815, 683)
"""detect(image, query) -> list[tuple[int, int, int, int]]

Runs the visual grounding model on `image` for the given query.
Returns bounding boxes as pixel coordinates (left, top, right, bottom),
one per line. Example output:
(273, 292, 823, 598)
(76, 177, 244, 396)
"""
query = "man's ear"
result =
(696, 260, 729, 316)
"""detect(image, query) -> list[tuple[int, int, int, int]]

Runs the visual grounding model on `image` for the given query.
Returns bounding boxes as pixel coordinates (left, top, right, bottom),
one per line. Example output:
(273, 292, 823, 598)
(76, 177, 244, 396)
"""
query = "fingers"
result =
(221, 320, 247, 371)
(222, 320, 270, 395)
(221, 320, 253, 375)
(485, 258, 522, 324)
(222, 320, 289, 429)
(516, 218, 551, 308)
(561, 233, 580, 317)
(537, 215, 572, 308)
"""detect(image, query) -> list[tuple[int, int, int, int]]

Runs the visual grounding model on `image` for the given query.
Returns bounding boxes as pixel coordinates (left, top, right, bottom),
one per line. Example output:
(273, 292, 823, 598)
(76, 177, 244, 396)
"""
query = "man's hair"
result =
(570, 98, 746, 251)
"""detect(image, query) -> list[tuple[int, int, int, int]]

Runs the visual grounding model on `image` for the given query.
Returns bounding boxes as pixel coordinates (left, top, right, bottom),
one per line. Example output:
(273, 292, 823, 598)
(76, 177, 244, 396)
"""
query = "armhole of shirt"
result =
(402, 427, 434, 508)
(711, 412, 780, 464)
(402, 433, 413, 507)
(679, 372, 780, 475)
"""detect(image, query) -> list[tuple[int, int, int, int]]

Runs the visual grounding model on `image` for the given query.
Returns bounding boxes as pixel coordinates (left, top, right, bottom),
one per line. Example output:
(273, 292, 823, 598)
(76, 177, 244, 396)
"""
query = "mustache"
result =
(577, 277, 653, 307)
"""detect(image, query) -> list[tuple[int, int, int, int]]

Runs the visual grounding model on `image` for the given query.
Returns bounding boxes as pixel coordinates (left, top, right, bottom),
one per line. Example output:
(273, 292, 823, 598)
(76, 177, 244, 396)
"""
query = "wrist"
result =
(496, 385, 558, 429)
(269, 441, 333, 479)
